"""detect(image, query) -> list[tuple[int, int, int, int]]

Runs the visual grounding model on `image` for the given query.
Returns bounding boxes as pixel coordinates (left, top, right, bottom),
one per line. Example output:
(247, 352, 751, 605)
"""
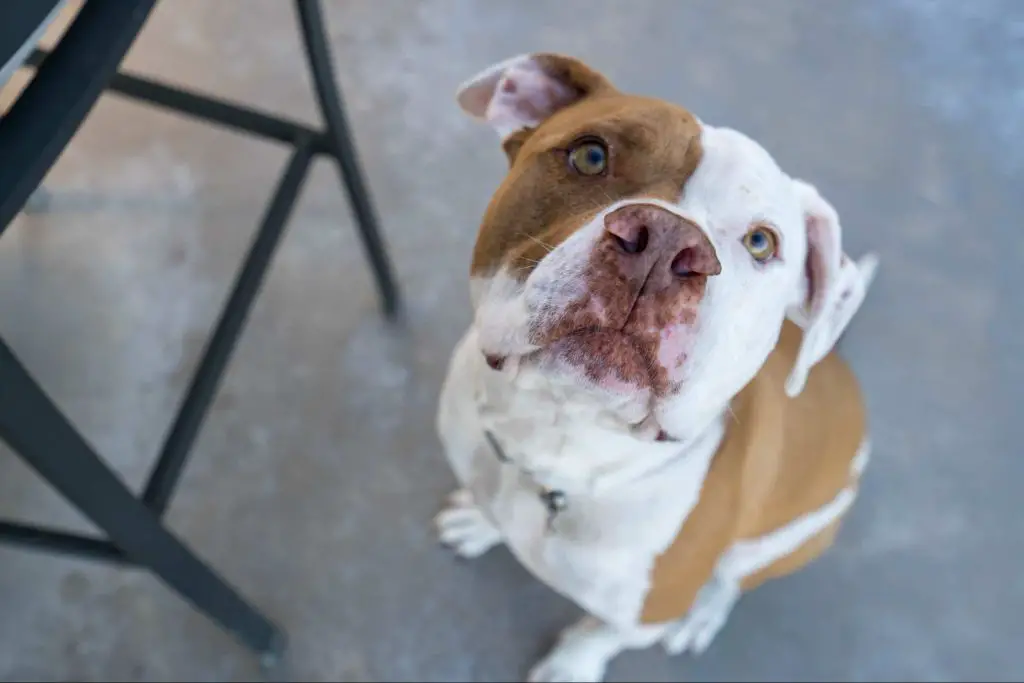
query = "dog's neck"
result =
(473, 338, 728, 499)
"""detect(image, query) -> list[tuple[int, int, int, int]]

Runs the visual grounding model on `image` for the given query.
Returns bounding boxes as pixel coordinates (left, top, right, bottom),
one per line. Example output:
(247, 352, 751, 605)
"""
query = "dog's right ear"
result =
(784, 179, 879, 398)
(456, 53, 615, 158)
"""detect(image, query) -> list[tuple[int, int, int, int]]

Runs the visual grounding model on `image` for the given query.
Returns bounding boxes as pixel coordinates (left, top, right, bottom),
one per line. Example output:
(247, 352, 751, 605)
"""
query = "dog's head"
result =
(460, 53, 876, 446)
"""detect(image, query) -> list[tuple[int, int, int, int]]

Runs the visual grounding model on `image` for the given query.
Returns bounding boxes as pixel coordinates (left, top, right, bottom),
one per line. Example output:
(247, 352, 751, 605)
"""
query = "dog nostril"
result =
(671, 241, 721, 278)
(671, 247, 701, 277)
(612, 225, 649, 255)
(671, 252, 693, 277)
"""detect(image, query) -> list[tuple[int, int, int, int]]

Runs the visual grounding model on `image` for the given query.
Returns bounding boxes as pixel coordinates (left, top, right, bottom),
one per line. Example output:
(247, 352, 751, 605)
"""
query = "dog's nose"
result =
(604, 203, 721, 279)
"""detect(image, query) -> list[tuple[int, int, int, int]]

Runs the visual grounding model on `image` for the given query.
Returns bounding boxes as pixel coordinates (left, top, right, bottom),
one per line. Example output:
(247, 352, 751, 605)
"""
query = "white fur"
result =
(438, 55, 879, 681)
(527, 616, 666, 683)
(438, 328, 872, 681)
(434, 488, 502, 559)
(436, 328, 724, 626)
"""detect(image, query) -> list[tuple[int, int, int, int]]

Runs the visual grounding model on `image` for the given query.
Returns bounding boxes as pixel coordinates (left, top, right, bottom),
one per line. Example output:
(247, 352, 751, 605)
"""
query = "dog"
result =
(434, 53, 879, 682)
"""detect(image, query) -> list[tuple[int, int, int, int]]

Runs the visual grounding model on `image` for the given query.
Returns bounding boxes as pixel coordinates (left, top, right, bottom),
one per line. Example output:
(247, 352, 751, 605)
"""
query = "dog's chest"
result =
(459, 363, 715, 626)
(475, 462, 652, 621)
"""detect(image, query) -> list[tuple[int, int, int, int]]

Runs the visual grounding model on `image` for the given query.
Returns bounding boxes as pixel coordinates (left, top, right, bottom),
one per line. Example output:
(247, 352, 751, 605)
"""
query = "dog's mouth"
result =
(538, 329, 681, 437)
(539, 328, 656, 391)
(483, 331, 683, 443)
(485, 326, 666, 399)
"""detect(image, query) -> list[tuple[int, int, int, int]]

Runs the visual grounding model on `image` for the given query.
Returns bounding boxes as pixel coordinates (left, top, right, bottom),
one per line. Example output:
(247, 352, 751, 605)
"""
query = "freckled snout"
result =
(527, 203, 721, 395)
(603, 204, 721, 291)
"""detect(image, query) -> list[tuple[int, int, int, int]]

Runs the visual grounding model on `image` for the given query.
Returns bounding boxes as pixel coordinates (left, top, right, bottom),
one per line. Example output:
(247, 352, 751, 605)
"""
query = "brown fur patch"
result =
(639, 322, 867, 624)
(470, 94, 703, 277)
(543, 330, 651, 388)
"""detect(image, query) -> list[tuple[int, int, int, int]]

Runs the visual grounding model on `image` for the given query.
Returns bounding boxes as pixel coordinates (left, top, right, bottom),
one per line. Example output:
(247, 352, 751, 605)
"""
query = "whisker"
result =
(522, 233, 555, 253)
(597, 186, 617, 207)
(513, 257, 542, 272)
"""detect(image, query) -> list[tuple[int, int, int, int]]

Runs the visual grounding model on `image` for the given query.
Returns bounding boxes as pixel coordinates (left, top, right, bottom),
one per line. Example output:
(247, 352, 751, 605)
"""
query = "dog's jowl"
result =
(434, 53, 879, 683)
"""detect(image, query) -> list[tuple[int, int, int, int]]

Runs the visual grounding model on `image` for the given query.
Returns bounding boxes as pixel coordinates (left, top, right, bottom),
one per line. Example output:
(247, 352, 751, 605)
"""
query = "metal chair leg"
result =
(294, 0, 401, 317)
(0, 337, 285, 664)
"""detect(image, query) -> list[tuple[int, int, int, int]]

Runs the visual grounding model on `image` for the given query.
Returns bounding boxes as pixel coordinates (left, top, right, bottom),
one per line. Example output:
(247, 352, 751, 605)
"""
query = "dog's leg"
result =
(664, 457, 865, 656)
(528, 615, 663, 683)
(434, 488, 503, 559)
(660, 573, 741, 656)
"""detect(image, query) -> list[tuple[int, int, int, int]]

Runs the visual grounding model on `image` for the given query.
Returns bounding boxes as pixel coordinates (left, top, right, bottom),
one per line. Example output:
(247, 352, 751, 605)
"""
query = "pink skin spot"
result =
(657, 325, 693, 374)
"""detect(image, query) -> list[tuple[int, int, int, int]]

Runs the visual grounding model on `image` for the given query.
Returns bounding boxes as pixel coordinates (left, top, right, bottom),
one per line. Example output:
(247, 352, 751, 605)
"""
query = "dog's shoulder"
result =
(639, 365, 779, 624)
(737, 320, 867, 540)
(639, 322, 866, 623)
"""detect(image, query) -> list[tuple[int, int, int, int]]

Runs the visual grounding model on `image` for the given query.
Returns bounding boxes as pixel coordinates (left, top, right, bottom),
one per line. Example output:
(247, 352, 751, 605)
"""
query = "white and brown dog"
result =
(434, 53, 879, 682)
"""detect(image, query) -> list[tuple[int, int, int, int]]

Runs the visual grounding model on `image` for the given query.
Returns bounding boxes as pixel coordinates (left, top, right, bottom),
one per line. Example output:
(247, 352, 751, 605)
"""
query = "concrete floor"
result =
(0, 0, 1020, 680)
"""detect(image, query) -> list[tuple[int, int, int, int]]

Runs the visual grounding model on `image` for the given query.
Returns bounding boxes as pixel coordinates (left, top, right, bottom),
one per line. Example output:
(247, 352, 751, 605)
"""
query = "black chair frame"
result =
(0, 0, 399, 666)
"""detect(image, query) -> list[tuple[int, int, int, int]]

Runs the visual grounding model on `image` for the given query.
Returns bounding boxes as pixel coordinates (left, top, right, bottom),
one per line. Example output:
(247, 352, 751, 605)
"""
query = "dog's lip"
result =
(484, 328, 661, 411)
(485, 327, 650, 366)
(537, 326, 653, 362)
(533, 321, 643, 350)
(629, 412, 681, 443)
(481, 347, 682, 444)
(547, 328, 657, 388)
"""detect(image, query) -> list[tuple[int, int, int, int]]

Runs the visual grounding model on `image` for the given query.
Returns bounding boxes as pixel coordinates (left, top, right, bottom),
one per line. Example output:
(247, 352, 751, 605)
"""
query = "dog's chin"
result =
(529, 329, 656, 401)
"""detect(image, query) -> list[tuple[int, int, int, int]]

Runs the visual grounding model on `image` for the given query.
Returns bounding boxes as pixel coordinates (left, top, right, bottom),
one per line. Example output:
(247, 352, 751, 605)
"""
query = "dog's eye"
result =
(742, 227, 778, 263)
(568, 139, 608, 176)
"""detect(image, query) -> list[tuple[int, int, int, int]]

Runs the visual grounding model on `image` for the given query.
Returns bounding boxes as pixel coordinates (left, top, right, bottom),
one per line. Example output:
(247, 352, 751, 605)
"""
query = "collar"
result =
(484, 429, 567, 527)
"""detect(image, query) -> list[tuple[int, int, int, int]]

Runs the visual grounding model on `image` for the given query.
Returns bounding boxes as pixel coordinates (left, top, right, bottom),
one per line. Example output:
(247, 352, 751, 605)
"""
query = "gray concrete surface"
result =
(0, 0, 1020, 680)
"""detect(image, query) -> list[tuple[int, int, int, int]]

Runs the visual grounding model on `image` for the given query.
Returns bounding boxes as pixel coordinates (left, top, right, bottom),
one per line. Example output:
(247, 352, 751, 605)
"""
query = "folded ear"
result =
(785, 179, 879, 397)
(455, 53, 615, 142)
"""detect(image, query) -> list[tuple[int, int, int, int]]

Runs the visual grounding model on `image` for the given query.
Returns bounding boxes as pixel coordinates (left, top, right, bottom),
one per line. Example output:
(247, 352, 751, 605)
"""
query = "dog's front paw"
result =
(662, 576, 739, 656)
(527, 617, 620, 683)
(434, 488, 502, 559)
(527, 646, 609, 683)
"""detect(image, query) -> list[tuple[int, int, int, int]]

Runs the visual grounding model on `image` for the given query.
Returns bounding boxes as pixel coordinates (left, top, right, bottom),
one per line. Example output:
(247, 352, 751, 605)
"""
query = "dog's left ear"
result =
(455, 53, 615, 158)
(784, 179, 879, 397)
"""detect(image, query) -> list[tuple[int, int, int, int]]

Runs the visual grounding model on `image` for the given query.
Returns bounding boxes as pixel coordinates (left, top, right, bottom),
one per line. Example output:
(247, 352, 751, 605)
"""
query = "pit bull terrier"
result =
(434, 53, 879, 682)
